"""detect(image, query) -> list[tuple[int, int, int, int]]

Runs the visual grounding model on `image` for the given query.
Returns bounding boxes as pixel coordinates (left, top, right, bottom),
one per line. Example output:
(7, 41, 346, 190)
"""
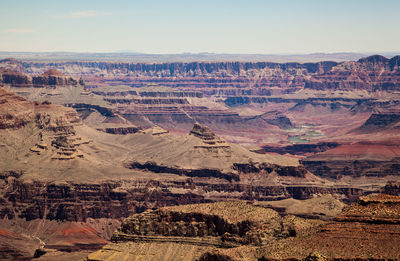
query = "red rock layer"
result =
(0, 68, 78, 87)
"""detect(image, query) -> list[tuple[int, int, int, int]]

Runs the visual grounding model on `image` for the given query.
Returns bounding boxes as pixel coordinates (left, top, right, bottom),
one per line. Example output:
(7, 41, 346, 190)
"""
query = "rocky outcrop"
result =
(381, 181, 400, 195)
(112, 201, 297, 245)
(85, 195, 400, 260)
(0, 87, 80, 130)
(260, 142, 339, 156)
(284, 194, 400, 259)
(16, 55, 399, 93)
(127, 161, 240, 181)
(0, 58, 25, 72)
(86, 201, 310, 261)
(0, 175, 364, 223)
(303, 158, 400, 179)
(245, 111, 293, 129)
(305, 55, 400, 91)
(139, 90, 203, 98)
(233, 163, 307, 178)
(96, 125, 141, 135)
(0, 68, 31, 86)
(0, 68, 78, 87)
(0, 87, 91, 160)
(120, 105, 244, 130)
(335, 194, 400, 223)
(0, 179, 208, 221)
(302, 141, 400, 179)
(105, 97, 189, 105)
(125, 123, 308, 181)
(50, 134, 91, 160)
(25, 60, 337, 77)
(68, 103, 114, 117)
(32, 69, 78, 86)
(189, 123, 229, 146)
(352, 112, 400, 133)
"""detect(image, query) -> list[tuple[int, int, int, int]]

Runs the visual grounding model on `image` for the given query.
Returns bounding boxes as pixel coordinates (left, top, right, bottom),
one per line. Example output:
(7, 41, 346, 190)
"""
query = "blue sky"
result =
(0, 0, 399, 53)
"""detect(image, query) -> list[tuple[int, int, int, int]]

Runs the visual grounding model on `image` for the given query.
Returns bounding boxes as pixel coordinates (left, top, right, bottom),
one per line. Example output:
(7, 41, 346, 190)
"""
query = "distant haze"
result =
(0, 51, 388, 63)
(0, 0, 399, 54)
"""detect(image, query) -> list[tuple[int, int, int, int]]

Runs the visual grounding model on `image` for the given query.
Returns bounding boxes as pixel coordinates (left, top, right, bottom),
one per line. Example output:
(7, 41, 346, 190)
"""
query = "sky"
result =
(0, 0, 399, 54)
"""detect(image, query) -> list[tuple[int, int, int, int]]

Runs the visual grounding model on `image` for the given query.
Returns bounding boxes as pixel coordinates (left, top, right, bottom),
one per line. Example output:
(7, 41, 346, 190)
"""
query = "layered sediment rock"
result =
(334, 194, 400, 223)
(0, 87, 80, 130)
(112, 201, 290, 247)
(0, 87, 89, 161)
(86, 201, 311, 261)
(353, 112, 400, 133)
(280, 194, 400, 259)
(381, 181, 400, 195)
(17, 56, 400, 93)
(305, 55, 400, 91)
(0, 175, 364, 224)
(303, 157, 400, 179)
(120, 105, 244, 130)
(125, 123, 307, 181)
(302, 141, 400, 179)
(245, 111, 293, 129)
(85, 195, 400, 260)
(0, 179, 207, 221)
(105, 97, 189, 105)
(260, 142, 339, 156)
(0, 68, 78, 87)
(96, 125, 141, 135)
(32, 69, 78, 86)
(0, 68, 32, 86)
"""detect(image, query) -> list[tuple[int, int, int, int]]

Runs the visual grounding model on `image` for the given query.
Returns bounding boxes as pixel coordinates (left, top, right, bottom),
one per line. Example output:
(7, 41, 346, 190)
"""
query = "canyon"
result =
(0, 54, 400, 260)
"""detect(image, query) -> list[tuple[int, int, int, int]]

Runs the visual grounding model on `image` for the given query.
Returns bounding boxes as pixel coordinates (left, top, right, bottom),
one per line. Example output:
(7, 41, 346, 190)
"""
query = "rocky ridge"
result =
(0, 87, 89, 161)
(87, 195, 400, 260)
(13, 55, 399, 93)
(302, 140, 400, 179)
(86, 201, 312, 261)
(0, 68, 78, 87)
(125, 123, 307, 181)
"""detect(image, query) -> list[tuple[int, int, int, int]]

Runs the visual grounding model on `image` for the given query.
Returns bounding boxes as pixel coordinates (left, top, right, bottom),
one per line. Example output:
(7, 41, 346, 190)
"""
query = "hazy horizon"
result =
(1, 0, 400, 54)
(2, 50, 397, 63)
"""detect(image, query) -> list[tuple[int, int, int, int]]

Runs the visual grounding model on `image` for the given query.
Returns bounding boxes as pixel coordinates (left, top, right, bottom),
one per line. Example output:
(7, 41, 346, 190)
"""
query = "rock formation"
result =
(31, 69, 78, 86)
(86, 195, 400, 260)
(0, 68, 78, 87)
(302, 140, 400, 179)
(86, 201, 312, 261)
(124, 123, 306, 181)
(0, 87, 80, 130)
(352, 111, 400, 133)
(1, 54, 400, 260)
(305, 55, 400, 91)
(0, 68, 32, 87)
(96, 124, 141, 135)
(15, 55, 399, 93)
(0, 87, 90, 162)
(4, 56, 400, 152)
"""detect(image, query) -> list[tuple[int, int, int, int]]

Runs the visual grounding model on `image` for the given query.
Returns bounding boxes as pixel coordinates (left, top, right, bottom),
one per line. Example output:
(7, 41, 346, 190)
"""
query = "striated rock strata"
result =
(125, 123, 307, 181)
(86, 201, 315, 261)
(87, 195, 400, 260)
(0, 68, 78, 87)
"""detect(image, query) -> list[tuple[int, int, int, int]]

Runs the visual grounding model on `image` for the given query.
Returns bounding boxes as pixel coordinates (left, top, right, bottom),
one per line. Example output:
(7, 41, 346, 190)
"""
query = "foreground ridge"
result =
(87, 196, 400, 260)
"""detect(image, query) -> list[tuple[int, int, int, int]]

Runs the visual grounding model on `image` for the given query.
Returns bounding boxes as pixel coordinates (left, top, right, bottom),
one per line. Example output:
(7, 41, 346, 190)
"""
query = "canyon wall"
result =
(12, 55, 398, 93)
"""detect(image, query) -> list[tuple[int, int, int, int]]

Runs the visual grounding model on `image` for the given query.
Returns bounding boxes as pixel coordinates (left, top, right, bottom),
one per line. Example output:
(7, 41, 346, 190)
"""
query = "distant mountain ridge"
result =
(0, 51, 385, 63)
